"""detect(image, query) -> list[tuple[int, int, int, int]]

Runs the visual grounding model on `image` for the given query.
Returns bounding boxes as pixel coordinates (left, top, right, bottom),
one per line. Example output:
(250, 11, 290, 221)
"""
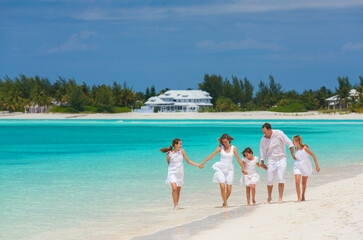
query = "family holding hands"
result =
(160, 123, 320, 209)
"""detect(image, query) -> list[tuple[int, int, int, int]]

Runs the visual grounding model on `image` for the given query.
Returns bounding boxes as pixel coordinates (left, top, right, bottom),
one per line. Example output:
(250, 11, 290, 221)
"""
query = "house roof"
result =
(144, 96, 168, 105)
(159, 90, 212, 100)
(326, 89, 360, 101)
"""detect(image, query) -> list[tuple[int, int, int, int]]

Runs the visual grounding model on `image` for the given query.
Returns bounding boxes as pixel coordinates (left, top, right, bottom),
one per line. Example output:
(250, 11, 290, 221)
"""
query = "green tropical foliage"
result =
(198, 74, 361, 112)
(0, 74, 361, 113)
(0, 75, 143, 113)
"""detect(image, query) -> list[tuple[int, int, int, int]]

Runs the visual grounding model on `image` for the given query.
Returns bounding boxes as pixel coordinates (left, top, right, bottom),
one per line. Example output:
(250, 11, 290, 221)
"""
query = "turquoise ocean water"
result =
(0, 120, 362, 240)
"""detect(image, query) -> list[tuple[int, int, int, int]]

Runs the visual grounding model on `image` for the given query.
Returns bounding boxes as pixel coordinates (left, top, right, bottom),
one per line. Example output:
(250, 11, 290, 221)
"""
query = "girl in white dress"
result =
(160, 138, 200, 209)
(240, 147, 265, 206)
(199, 134, 247, 208)
(292, 135, 320, 202)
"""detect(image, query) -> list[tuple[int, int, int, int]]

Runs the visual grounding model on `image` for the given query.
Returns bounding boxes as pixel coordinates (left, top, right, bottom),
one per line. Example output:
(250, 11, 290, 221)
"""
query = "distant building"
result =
(326, 89, 359, 109)
(136, 90, 213, 113)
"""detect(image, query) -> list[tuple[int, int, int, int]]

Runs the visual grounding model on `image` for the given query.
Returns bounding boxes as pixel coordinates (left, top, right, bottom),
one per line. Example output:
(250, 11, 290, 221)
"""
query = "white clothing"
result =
(267, 158, 287, 185)
(240, 156, 260, 186)
(213, 145, 234, 185)
(260, 130, 294, 164)
(165, 149, 184, 186)
(243, 156, 259, 175)
(293, 147, 313, 176)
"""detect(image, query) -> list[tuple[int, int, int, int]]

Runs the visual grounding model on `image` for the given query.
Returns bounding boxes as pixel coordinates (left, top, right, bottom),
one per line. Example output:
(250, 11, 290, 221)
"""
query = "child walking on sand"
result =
(240, 147, 266, 206)
(160, 138, 200, 209)
(292, 135, 320, 202)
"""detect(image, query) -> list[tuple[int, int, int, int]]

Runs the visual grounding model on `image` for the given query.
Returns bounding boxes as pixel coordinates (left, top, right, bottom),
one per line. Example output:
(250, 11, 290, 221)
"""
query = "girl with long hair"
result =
(199, 134, 247, 208)
(160, 138, 200, 209)
(292, 135, 320, 202)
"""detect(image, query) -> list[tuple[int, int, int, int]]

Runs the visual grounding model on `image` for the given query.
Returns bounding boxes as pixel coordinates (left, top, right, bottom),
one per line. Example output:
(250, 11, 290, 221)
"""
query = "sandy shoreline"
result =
(189, 167, 363, 240)
(133, 163, 363, 240)
(0, 111, 363, 120)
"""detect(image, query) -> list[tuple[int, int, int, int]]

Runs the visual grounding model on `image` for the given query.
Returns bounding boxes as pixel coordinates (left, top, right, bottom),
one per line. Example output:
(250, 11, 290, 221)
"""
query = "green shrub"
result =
(198, 107, 215, 112)
(111, 107, 131, 113)
(270, 101, 307, 112)
(49, 106, 78, 113)
(83, 105, 100, 113)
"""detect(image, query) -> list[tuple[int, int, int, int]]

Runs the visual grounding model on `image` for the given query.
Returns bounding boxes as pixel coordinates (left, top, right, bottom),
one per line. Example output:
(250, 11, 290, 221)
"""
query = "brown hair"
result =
(293, 135, 309, 149)
(159, 138, 181, 153)
(262, 123, 272, 129)
(218, 134, 234, 146)
(242, 147, 253, 157)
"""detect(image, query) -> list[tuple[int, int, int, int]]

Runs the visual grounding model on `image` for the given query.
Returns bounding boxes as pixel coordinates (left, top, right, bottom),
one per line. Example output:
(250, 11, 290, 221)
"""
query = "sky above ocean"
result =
(1, 0, 362, 92)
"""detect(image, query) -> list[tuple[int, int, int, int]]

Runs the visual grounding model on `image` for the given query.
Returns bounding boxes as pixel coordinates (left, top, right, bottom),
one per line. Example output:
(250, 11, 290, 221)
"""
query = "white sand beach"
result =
(190, 170, 363, 240)
(1, 111, 363, 120)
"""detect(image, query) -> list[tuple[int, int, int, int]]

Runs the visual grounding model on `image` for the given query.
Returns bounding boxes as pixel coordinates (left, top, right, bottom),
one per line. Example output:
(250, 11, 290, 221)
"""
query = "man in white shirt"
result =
(260, 123, 296, 204)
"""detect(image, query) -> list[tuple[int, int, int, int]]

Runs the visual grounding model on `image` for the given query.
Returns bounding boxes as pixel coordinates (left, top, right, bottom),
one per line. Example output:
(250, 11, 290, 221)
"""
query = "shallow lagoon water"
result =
(0, 120, 362, 240)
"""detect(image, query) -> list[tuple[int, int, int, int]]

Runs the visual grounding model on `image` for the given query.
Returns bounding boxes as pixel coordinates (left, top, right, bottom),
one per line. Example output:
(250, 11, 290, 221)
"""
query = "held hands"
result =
(198, 163, 204, 169)
(242, 168, 248, 175)
(261, 163, 268, 170)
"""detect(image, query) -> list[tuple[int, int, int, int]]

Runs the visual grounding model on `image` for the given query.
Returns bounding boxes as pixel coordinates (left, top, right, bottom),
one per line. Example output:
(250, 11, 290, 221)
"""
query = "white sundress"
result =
(240, 156, 260, 186)
(165, 149, 184, 186)
(293, 147, 313, 177)
(212, 145, 234, 185)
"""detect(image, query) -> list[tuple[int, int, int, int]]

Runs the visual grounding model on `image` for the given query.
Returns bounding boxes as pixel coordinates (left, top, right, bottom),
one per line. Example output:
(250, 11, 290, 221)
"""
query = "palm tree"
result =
(120, 82, 136, 108)
(336, 77, 351, 109)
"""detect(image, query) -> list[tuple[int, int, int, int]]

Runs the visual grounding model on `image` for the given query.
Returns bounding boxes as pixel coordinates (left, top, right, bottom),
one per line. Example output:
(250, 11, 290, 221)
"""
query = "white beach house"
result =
(326, 89, 360, 109)
(139, 90, 213, 112)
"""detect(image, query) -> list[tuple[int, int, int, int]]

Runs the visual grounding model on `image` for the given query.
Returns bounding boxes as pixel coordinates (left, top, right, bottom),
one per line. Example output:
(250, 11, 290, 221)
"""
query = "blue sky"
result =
(1, 0, 362, 92)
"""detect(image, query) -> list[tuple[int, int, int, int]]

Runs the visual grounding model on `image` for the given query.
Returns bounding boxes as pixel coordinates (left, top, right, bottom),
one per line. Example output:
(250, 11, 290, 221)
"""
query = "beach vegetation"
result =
(0, 74, 362, 114)
(111, 107, 131, 113)
(198, 107, 216, 112)
(83, 105, 99, 113)
(216, 96, 236, 111)
(0, 75, 143, 114)
(270, 100, 307, 112)
(336, 76, 352, 109)
(49, 106, 78, 113)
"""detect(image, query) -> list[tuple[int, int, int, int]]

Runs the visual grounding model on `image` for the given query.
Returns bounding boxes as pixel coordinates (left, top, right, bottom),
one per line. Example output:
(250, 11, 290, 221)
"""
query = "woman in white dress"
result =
(240, 147, 265, 206)
(160, 138, 200, 209)
(199, 134, 247, 208)
(292, 135, 320, 202)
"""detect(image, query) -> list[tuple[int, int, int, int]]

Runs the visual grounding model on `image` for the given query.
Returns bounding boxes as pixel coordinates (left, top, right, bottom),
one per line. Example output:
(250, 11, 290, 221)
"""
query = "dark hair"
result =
(160, 138, 181, 153)
(262, 123, 272, 130)
(217, 133, 234, 145)
(242, 147, 253, 157)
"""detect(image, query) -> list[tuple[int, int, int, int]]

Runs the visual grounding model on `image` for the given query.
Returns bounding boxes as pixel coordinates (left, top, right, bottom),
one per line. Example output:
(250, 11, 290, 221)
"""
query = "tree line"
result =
(198, 74, 363, 112)
(0, 74, 362, 113)
(0, 75, 144, 113)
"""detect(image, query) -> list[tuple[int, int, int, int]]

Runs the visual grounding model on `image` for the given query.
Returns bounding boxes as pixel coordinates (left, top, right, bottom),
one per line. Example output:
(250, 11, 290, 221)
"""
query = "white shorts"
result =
(240, 173, 260, 187)
(267, 158, 287, 186)
(212, 162, 234, 185)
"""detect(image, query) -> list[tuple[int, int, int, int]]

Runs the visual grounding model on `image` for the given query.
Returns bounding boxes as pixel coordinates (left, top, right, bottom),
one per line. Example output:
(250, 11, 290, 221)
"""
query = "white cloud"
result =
(75, 8, 110, 21)
(342, 42, 363, 51)
(71, 0, 363, 21)
(196, 39, 286, 52)
(46, 31, 97, 53)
